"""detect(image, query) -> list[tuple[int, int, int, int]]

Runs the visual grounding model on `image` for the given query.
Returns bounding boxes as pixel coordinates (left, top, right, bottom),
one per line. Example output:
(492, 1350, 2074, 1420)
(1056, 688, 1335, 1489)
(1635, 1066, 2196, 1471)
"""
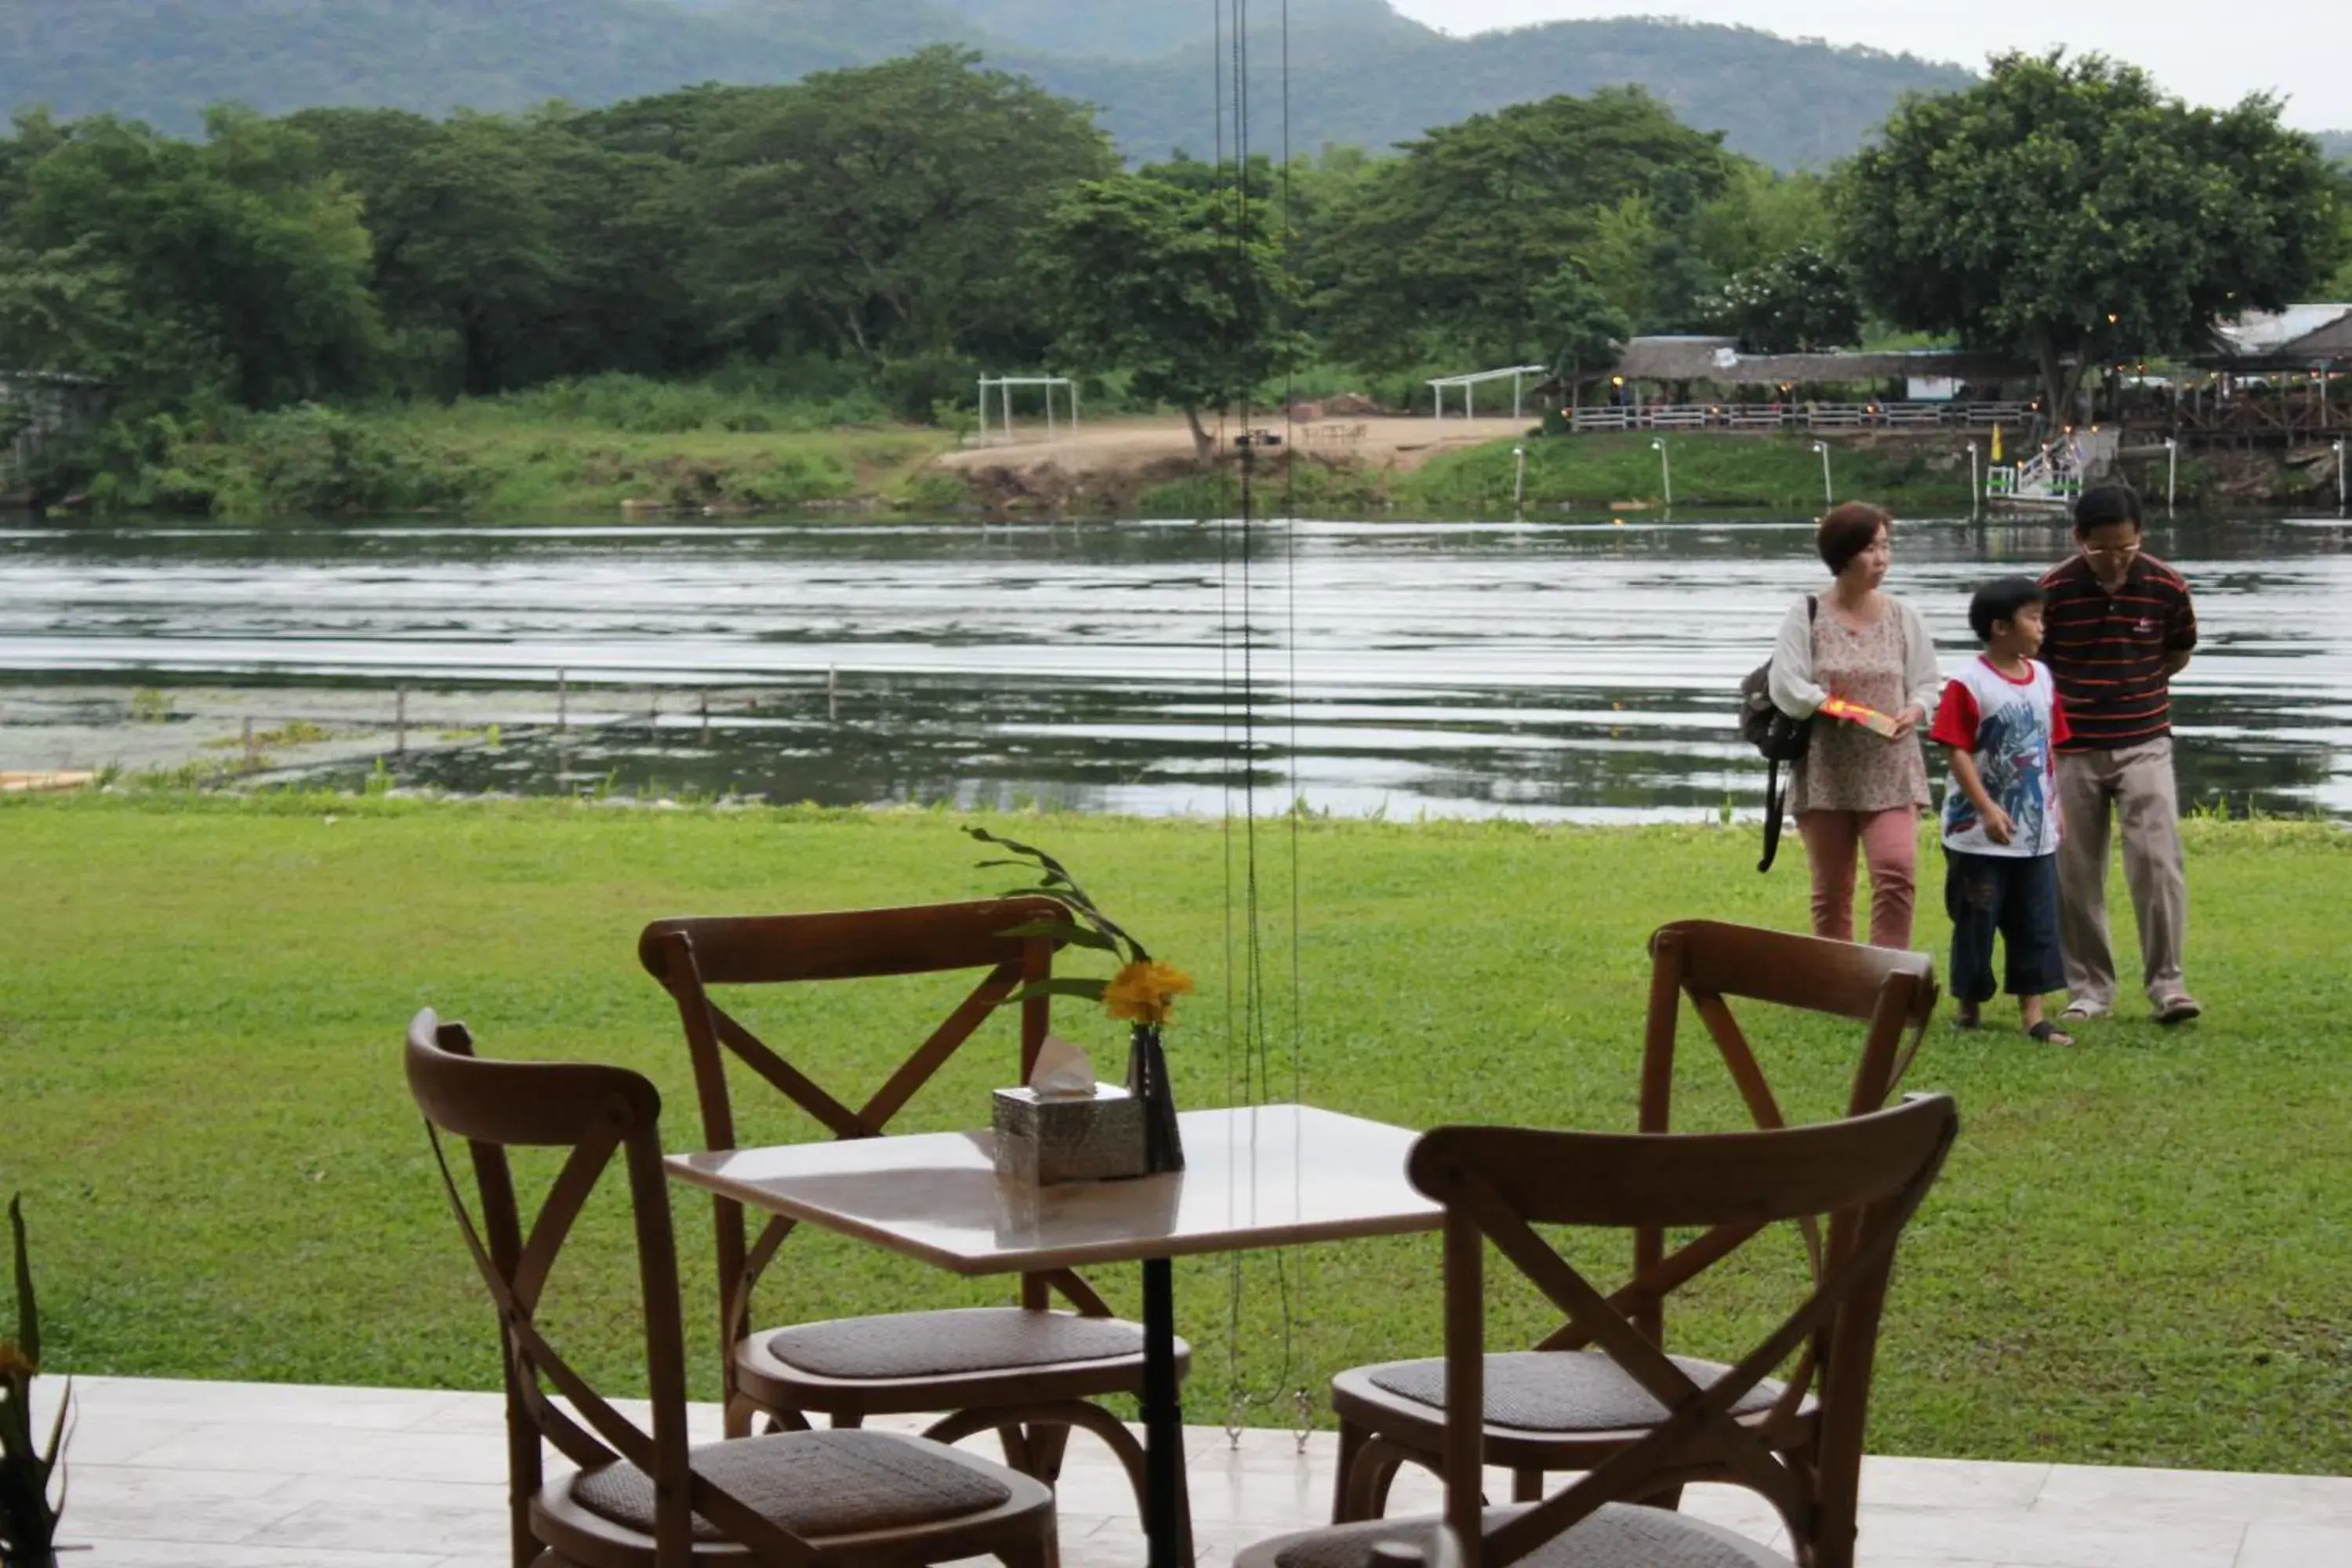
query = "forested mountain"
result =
(1069, 19, 1973, 171)
(0, 0, 1971, 170)
(927, 0, 1419, 60)
(2320, 130, 2352, 163)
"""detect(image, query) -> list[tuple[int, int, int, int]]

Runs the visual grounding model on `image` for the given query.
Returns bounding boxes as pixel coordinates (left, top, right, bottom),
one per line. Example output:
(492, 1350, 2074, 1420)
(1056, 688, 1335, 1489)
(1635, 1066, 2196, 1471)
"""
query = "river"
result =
(4, 514, 2348, 819)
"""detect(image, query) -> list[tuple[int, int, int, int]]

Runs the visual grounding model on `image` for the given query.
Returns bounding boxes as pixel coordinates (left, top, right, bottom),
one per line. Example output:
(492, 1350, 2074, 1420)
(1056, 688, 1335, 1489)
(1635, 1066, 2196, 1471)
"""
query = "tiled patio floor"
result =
(34, 1375, 2352, 1566)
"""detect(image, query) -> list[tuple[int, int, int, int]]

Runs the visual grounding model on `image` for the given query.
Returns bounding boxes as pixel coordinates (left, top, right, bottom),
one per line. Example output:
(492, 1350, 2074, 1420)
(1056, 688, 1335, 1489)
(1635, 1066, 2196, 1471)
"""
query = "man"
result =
(2038, 484, 2202, 1025)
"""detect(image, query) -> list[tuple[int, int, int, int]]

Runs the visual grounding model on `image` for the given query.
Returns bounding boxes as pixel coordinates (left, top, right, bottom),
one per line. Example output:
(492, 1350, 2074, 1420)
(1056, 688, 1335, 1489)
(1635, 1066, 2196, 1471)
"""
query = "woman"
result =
(1768, 502, 1940, 949)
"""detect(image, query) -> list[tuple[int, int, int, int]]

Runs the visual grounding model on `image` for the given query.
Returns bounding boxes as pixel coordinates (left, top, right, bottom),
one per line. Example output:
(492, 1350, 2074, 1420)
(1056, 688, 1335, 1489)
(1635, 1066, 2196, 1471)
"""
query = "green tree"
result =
(1308, 87, 1733, 370)
(689, 48, 1116, 368)
(293, 107, 699, 396)
(2326, 167, 2352, 297)
(1691, 162, 1834, 280)
(1575, 194, 1663, 328)
(1704, 245, 1861, 351)
(1529, 263, 1631, 383)
(1840, 52, 2347, 422)
(1030, 169, 1301, 457)
(0, 109, 381, 408)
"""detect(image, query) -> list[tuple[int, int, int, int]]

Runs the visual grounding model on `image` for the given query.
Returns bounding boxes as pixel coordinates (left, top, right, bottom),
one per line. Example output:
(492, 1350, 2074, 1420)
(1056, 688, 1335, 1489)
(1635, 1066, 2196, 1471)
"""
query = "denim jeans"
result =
(1944, 849, 2066, 1004)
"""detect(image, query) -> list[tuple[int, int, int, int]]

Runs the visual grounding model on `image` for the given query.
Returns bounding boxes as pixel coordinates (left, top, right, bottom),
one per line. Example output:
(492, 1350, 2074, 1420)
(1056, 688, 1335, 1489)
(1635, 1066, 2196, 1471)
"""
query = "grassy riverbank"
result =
(3, 793, 2346, 1471)
(87, 390, 2009, 521)
(1132, 432, 1982, 517)
(1406, 430, 1979, 514)
(71, 389, 2338, 521)
(108, 394, 966, 519)
(382, 397, 968, 516)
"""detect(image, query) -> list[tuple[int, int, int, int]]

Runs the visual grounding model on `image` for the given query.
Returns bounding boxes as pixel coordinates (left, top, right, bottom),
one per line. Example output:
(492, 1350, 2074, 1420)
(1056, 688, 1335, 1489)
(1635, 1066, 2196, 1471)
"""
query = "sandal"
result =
(2059, 1002, 2103, 1022)
(2154, 996, 2204, 1027)
(1952, 1006, 1983, 1031)
(2027, 1022, 2077, 1047)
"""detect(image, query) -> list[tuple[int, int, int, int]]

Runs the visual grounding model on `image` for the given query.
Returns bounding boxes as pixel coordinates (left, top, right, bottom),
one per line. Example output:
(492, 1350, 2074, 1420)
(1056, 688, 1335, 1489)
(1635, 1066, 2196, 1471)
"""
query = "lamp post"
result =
(1651, 437, 1672, 510)
(1513, 445, 1527, 511)
(1811, 441, 1834, 509)
(2165, 437, 2179, 517)
(2336, 440, 2347, 517)
(1966, 440, 1981, 523)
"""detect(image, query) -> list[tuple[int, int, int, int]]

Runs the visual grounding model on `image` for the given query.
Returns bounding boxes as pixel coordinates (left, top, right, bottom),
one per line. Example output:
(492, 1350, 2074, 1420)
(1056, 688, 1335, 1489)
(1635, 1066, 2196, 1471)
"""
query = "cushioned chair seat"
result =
(1247, 1503, 1787, 1568)
(766, 1307, 1149, 1381)
(1363, 1351, 1786, 1433)
(572, 1429, 1012, 1542)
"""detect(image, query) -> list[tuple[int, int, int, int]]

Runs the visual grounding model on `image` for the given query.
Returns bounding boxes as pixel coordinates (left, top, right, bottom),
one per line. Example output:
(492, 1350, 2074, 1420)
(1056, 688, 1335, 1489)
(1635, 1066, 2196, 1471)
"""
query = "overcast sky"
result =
(1385, 2, 2350, 130)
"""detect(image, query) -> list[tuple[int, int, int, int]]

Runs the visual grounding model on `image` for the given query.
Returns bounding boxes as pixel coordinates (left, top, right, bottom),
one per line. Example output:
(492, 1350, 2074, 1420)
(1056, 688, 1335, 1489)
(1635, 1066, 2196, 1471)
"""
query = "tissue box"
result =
(992, 1086, 1149, 1185)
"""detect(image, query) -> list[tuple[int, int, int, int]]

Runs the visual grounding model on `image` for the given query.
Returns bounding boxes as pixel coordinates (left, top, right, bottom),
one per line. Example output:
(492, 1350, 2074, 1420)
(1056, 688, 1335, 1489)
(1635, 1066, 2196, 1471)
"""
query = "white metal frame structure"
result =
(976, 376, 1080, 443)
(1428, 365, 1548, 420)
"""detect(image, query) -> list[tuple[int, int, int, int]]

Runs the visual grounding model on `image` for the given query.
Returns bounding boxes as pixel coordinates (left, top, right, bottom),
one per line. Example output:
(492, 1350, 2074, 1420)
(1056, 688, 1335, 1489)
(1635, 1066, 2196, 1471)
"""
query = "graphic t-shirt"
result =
(1929, 656, 2072, 857)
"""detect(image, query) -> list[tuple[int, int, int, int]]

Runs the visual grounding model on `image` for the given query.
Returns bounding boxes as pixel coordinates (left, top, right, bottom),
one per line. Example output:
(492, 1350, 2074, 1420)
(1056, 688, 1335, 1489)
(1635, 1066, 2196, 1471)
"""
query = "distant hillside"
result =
(0, 0, 950, 129)
(0, 0, 1974, 170)
(928, 0, 1417, 60)
(1051, 18, 1973, 170)
(2320, 130, 2352, 162)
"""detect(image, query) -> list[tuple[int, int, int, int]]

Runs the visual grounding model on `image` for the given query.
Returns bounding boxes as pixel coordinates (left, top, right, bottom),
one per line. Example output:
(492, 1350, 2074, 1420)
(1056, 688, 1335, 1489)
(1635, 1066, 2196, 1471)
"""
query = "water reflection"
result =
(3, 514, 2348, 819)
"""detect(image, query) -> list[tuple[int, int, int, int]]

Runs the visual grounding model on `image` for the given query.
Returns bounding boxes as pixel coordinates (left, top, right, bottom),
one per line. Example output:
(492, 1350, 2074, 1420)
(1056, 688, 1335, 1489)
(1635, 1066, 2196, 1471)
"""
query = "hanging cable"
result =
(1221, 0, 1257, 1448)
(1216, 0, 1309, 1450)
(1278, 0, 1315, 1453)
(1214, 0, 1240, 1194)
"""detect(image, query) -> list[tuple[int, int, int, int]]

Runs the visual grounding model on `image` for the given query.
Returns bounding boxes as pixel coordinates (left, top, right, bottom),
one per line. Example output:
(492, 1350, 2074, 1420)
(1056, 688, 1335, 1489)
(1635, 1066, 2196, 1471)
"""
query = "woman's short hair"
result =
(1817, 502, 1893, 575)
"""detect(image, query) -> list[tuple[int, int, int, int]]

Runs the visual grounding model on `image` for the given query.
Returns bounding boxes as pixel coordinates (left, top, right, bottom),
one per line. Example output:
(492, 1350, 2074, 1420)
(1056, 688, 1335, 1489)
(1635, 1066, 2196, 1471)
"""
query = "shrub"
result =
(223, 405, 481, 516)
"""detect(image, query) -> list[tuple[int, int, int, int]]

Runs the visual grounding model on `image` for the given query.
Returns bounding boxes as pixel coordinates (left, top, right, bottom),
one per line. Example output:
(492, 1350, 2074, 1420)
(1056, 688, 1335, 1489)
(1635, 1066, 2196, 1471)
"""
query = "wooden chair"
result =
(1330, 920, 1938, 1520)
(637, 901, 1185, 1534)
(401, 1008, 1058, 1568)
(1247, 1096, 1958, 1568)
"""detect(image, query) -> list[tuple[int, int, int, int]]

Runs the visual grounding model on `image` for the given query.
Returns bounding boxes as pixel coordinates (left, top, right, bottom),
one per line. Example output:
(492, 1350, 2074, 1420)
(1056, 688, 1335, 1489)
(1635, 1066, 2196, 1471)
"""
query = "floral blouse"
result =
(1769, 595, 1936, 815)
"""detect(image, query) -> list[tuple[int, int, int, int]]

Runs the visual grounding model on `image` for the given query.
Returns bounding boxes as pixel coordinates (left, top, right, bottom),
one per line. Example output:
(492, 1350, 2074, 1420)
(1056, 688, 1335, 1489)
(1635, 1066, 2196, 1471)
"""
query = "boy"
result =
(2038, 484, 2201, 1025)
(1929, 578, 2074, 1044)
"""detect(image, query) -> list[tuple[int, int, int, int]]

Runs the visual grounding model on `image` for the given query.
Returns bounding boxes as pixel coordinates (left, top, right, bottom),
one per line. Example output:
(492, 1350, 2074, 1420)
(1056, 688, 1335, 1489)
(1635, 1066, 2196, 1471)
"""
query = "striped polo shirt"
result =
(2036, 552, 2198, 753)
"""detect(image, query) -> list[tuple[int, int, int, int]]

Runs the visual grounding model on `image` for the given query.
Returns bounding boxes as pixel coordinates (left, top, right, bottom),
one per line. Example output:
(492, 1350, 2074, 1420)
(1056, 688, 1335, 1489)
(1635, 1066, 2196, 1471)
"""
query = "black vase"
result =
(1125, 1025, 1185, 1174)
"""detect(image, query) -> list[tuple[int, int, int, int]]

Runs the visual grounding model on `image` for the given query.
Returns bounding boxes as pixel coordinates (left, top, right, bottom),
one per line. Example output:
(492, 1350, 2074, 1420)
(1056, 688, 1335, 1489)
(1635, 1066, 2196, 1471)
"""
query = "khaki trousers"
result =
(2055, 738, 2190, 1011)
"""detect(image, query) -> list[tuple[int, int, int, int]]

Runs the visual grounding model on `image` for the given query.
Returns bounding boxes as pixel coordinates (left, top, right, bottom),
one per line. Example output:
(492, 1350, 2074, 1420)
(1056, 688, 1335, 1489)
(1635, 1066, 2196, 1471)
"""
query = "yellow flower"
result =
(1103, 960, 1195, 1026)
(0, 1339, 33, 1379)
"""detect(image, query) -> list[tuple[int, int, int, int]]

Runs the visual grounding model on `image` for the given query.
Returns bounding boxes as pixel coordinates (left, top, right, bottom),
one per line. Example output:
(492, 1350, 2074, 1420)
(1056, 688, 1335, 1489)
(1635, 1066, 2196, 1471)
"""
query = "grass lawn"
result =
(2, 793, 2346, 1473)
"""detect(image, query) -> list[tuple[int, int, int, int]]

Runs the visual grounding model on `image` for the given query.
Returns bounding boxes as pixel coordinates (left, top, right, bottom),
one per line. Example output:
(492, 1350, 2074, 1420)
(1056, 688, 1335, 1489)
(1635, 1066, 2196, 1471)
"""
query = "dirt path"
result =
(933, 415, 1529, 479)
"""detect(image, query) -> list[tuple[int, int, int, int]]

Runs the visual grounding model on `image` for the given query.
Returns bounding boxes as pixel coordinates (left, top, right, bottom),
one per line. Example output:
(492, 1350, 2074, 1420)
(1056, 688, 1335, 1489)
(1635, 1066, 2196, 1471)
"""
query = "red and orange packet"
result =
(1819, 696, 1901, 737)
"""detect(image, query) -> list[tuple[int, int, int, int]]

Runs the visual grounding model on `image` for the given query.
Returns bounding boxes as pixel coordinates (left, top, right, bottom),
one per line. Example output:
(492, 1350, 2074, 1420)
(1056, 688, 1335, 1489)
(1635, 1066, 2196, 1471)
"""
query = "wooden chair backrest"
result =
(1409, 1094, 1959, 1568)
(1642, 920, 1940, 1134)
(403, 1009, 819, 1568)
(1632, 920, 1939, 1347)
(637, 898, 1098, 1344)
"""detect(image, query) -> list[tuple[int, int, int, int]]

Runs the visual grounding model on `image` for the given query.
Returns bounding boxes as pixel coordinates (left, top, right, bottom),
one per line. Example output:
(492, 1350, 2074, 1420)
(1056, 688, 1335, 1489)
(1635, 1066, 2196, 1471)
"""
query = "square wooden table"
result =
(667, 1103, 1442, 1568)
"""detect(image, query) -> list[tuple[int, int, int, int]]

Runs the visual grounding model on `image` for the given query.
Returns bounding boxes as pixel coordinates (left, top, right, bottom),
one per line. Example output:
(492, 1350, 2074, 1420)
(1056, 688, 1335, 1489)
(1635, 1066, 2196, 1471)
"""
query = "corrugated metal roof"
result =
(2212, 303, 2352, 356)
(1609, 337, 2031, 385)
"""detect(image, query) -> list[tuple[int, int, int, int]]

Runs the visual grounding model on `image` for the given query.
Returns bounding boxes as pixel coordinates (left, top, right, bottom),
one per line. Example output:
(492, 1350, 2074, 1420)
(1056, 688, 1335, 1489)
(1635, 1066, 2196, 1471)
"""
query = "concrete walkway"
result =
(34, 1376, 2352, 1566)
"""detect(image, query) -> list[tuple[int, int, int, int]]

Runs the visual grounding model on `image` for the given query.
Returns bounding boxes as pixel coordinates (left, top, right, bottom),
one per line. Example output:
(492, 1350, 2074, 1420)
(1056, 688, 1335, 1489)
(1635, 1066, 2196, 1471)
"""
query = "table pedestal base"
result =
(1142, 1256, 1191, 1568)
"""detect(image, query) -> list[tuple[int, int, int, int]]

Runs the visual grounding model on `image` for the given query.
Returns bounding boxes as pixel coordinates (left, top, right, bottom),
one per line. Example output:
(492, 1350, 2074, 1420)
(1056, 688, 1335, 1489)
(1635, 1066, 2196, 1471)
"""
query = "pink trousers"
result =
(1797, 807, 1918, 949)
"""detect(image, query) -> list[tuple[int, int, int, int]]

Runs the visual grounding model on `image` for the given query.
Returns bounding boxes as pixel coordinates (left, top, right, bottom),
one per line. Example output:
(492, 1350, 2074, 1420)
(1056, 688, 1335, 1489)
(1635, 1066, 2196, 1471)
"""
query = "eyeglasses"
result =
(2082, 541, 2142, 559)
